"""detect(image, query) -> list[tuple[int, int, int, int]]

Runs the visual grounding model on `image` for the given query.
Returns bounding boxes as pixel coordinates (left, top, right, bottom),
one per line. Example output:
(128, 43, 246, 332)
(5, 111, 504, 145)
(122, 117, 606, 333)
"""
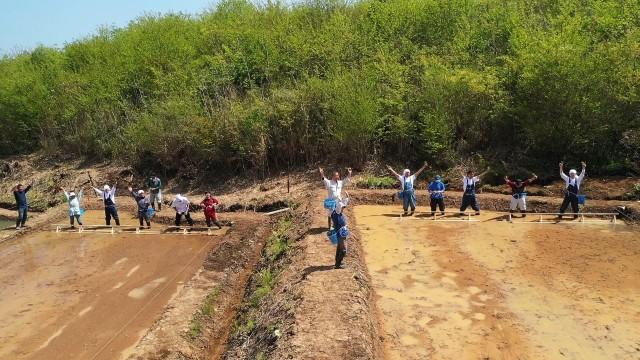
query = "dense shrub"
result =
(0, 0, 638, 175)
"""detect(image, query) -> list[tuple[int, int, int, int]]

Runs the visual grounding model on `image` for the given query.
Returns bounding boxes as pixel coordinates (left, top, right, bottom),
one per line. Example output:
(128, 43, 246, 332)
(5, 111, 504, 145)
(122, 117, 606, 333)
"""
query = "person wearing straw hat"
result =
(172, 194, 194, 227)
(60, 187, 84, 228)
(504, 173, 538, 217)
(128, 186, 152, 228)
(428, 175, 446, 216)
(92, 182, 120, 226)
(460, 167, 490, 216)
(387, 162, 428, 216)
(558, 161, 586, 219)
(319, 166, 352, 230)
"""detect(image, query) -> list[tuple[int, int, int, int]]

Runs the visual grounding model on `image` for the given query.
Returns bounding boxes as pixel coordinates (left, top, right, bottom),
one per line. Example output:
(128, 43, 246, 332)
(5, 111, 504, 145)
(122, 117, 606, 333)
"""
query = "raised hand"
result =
(127, 186, 133, 192)
(559, 161, 564, 168)
(581, 161, 586, 168)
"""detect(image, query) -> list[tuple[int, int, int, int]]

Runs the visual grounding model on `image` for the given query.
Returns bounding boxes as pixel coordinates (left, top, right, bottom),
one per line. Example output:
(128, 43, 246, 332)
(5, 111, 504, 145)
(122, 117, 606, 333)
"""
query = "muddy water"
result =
(355, 205, 640, 360)
(0, 210, 222, 360)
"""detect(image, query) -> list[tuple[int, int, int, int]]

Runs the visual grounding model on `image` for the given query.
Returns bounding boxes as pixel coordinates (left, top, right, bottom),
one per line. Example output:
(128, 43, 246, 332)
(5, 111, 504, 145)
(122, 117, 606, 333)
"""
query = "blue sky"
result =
(0, 0, 216, 56)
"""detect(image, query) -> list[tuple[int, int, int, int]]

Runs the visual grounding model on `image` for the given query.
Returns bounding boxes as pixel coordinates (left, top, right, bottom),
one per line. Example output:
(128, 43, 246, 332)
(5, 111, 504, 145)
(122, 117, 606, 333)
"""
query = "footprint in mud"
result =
(127, 278, 167, 299)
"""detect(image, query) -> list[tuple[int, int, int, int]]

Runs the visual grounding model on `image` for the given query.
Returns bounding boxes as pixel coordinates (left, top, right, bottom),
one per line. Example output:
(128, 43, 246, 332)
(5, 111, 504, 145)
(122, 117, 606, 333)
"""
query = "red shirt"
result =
(201, 198, 219, 216)
(506, 179, 531, 194)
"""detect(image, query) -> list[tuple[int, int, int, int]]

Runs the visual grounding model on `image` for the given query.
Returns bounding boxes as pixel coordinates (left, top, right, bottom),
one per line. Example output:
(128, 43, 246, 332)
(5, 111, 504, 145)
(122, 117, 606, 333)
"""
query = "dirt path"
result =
(355, 205, 640, 360)
(0, 210, 224, 360)
(268, 191, 380, 360)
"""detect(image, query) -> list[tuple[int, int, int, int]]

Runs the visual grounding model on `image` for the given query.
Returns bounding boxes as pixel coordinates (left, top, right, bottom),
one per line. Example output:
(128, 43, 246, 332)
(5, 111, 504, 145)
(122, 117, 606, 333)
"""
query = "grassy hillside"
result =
(0, 0, 638, 175)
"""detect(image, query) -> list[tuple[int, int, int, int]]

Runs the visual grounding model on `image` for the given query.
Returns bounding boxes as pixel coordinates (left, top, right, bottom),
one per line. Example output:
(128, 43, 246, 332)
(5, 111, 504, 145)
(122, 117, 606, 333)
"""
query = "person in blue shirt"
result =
(386, 162, 428, 216)
(331, 198, 349, 269)
(428, 175, 446, 216)
(12, 181, 33, 230)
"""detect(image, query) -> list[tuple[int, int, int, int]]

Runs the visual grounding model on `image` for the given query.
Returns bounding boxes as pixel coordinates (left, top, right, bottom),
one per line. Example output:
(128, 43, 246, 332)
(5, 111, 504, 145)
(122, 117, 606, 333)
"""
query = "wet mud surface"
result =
(0, 210, 224, 360)
(355, 205, 640, 360)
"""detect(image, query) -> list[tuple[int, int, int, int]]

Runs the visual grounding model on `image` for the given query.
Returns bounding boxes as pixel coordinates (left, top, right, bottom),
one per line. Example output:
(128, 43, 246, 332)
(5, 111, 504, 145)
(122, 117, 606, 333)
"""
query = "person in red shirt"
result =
(201, 192, 222, 229)
(504, 173, 538, 217)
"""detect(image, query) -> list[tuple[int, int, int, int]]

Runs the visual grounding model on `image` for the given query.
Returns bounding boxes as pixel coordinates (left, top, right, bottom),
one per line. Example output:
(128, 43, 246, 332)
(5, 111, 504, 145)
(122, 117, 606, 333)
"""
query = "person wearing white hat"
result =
(171, 194, 194, 227)
(128, 186, 151, 228)
(92, 182, 120, 226)
(386, 162, 428, 216)
(558, 161, 586, 219)
(331, 197, 349, 269)
(60, 187, 84, 228)
(460, 167, 490, 216)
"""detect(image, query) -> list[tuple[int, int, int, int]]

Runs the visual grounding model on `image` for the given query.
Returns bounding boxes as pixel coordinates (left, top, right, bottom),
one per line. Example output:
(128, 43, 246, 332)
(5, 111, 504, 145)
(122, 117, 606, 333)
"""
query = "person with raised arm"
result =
(92, 180, 120, 226)
(558, 161, 586, 219)
(128, 186, 152, 229)
(460, 167, 490, 216)
(386, 162, 428, 216)
(504, 173, 538, 217)
(60, 186, 84, 228)
(12, 181, 33, 230)
(428, 175, 446, 216)
(319, 166, 352, 230)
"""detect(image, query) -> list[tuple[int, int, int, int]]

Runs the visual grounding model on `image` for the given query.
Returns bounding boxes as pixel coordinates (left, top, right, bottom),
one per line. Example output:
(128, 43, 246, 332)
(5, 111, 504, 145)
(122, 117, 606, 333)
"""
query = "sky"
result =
(0, 0, 216, 56)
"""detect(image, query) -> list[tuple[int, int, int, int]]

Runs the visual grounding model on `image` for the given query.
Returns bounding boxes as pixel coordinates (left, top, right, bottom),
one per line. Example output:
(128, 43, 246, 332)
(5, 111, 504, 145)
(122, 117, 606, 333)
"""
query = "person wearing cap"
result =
(171, 194, 194, 227)
(92, 182, 120, 226)
(331, 197, 349, 269)
(428, 175, 446, 216)
(60, 187, 84, 228)
(200, 192, 222, 229)
(319, 167, 352, 230)
(12, 181, 33, 230)
(386, 162, 428, 216)
(460, 167, 490, 216)
(504, 174, 538, 217)
(147, 175, 162, 211)
(128, 186, 151, 228)
(558, 161, 586, 219)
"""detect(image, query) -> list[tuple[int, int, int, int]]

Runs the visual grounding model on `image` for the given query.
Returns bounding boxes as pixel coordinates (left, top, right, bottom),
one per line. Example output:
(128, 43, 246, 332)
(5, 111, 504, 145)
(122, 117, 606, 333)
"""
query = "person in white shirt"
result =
(386, 162, 428, 216)
(92, 182, 120, 226)
(460, 168, 490, 216)
(319, 167, 352, 229)
(172, 194, 194, 227)
(558, 161, 586, 219)
(60, 187, 84, 228)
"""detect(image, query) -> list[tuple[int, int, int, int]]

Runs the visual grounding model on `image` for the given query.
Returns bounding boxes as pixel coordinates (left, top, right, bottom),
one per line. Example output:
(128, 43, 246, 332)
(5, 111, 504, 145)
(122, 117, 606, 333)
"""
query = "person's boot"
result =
(521, 211, 526, 218)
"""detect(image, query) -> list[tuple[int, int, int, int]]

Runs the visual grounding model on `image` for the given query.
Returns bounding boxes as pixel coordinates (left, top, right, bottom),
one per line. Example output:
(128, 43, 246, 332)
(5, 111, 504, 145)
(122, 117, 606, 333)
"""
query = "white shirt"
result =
(398, 175, 416, 191)
(560, 169, 585, 190)
(324, 177, 350, 200)
(462, 176, 480, 192)
(93, 186, 116, 204)
(64, 191, 83, 212)
(172, 196, 190, 213)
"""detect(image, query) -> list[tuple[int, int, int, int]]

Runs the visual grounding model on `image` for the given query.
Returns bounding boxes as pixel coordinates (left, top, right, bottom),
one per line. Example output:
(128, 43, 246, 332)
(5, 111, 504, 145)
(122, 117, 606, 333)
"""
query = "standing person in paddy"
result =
(172, 194, 194, 227)
(92, 182, 121, 226)
(558, 161, 586, 219)
(460, 168, 490, 216)
(128, 186, 152, 228)
(200, 192, 222, 229)
(148, 175, 162, 211)
(319, 167, 352, 230)
(60, 186, 84, 228)
(504, 173, 538, 217)
(428, 175, 446, 216)
(386, 162, 428, 216)
(12, 181, 33, 230)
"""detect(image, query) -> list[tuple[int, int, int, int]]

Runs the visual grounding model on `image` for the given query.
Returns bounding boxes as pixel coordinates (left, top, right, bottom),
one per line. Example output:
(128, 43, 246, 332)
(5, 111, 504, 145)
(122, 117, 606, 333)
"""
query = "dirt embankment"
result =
(224, 190, 381, 360)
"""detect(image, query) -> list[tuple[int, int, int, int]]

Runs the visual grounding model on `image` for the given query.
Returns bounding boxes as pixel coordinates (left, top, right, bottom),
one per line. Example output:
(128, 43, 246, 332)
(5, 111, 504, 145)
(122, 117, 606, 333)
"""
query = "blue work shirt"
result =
(428, 181, 445, 199)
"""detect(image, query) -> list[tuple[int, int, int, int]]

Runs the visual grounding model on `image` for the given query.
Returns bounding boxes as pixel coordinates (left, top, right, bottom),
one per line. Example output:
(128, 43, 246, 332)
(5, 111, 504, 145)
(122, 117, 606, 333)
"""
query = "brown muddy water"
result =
(0, 210, 223, 360)
(355, 205, 640, 360)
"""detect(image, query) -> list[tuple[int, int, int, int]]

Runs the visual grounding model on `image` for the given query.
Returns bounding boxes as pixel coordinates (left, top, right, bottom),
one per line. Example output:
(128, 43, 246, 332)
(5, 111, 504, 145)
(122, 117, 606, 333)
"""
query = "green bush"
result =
(0, 0, 638, 174)
(357, 175, 397, 189)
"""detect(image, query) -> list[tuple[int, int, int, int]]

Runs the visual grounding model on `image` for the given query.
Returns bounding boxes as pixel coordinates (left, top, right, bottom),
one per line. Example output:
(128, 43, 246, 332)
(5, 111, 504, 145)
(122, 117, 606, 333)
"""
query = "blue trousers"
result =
(16, 206, 28, 227)
(402, 190, 416, 212)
